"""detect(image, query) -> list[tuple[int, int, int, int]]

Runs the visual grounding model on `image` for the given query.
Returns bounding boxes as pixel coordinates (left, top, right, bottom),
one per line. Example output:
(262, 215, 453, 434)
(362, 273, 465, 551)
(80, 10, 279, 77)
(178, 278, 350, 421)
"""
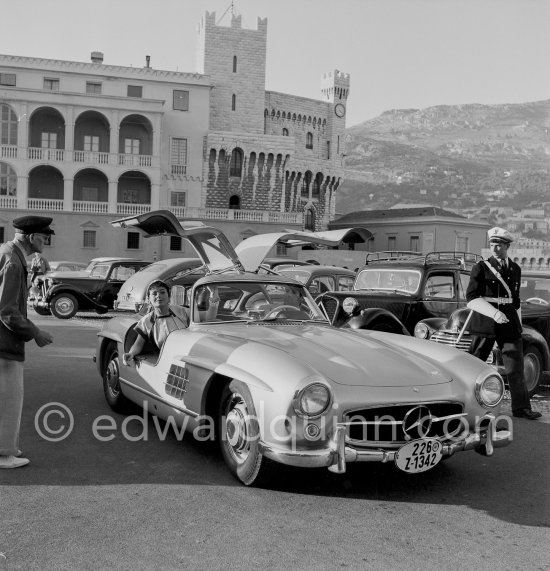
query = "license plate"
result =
(394, 438, 443, 474)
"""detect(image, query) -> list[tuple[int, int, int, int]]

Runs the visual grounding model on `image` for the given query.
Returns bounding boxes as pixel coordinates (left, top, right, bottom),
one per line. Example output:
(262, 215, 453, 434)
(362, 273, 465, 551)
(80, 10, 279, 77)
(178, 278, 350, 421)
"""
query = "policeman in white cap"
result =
(466, 226, 541, 420)
(0, 216, 55, 469)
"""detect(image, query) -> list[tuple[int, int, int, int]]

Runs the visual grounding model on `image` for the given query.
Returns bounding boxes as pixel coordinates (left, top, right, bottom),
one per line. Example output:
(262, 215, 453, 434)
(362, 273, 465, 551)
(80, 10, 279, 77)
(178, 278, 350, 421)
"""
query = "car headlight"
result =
(414, 322, 431, 339)
(293, 382, 332, 418)
(342, 297, 359, 315)
(475, 373, 504, 407)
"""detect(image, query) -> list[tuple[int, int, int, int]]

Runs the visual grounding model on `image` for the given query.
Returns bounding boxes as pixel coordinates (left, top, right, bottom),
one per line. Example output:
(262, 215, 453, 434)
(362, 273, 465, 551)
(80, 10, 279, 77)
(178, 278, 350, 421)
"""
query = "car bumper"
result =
(260, 413, 512, 473)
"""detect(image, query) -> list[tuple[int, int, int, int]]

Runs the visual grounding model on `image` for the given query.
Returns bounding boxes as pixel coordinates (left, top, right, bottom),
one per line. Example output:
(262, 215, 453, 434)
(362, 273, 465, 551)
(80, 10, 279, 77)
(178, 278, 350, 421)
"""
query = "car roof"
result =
(360, 251, 482, 270)
(278, 265, 355, 276)
(143, 257, 202, 269)
(89, 257, 146, 263)
(262, 257, 312, 266)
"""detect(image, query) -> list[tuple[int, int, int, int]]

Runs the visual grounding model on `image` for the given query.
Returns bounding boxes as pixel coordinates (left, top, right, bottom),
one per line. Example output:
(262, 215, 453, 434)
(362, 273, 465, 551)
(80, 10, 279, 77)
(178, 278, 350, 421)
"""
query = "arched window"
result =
(306, 132, 313, 149)
(232, 94, 236, 111)
(233, 55, 237, 73)
(304, 208, 315, 231)
(230, 148, 243, 177)
(282, 128, 289, 136)
(229, 195, 240, 209)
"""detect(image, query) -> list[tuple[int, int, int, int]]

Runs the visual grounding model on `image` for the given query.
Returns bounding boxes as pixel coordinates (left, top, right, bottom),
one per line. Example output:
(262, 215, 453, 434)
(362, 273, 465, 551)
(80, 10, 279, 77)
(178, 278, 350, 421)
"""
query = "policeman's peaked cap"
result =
(488, 226, 513, 244)
(13, 215, 55, 235)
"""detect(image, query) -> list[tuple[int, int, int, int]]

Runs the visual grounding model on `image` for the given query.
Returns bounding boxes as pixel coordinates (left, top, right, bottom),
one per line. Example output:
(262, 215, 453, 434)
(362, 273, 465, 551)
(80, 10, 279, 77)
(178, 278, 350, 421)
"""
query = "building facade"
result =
(0, 10, 349, 261)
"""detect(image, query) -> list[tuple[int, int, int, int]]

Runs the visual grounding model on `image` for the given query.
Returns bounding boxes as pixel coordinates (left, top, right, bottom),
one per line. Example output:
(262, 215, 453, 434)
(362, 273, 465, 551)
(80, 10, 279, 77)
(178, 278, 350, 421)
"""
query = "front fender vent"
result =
(165, 364, 189, 400)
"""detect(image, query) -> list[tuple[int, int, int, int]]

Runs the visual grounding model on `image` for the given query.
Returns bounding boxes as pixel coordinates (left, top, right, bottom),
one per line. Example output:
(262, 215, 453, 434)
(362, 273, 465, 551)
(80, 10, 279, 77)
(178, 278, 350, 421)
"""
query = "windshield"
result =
(355, 269, 421, 294)
(89, 264, 110, 279)
(520, 276, 550, 304)
(191, 281, 327, 324)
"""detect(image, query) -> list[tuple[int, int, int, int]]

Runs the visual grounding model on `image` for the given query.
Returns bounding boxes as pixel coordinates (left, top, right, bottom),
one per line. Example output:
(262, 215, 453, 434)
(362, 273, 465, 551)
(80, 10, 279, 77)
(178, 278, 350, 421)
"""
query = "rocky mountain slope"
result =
(339, 99, 550, 214)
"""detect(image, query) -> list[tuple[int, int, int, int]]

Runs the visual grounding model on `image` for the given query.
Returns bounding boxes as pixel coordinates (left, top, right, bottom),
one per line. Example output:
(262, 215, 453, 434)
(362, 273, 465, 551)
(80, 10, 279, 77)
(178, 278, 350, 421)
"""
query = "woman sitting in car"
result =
(123, 280, 189, 364)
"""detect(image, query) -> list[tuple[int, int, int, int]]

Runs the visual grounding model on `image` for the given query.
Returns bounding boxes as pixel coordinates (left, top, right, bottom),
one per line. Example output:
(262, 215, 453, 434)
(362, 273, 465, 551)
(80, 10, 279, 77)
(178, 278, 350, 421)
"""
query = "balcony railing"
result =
(0, 196, 17, 208)
(27, 198, 64, 211)
(74, 150, 110, 165)
(0, 145, 158, 168)
(116, 203, 152, 215)
(169, 206, 303, 224)
(73, 200, 109, 213)
(118, 154, 152, 167)
(0, 189, 303, 224)
(1, 145, 17, 158)
(28, 148, 65, 161)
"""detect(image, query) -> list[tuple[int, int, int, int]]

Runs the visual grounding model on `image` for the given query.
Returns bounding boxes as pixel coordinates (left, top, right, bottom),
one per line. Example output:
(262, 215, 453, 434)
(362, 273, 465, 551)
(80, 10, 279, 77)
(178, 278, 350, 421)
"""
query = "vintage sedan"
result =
(34, 258, 151, 318)
(95, 211, 511, 486)
(277, 265, 356, 296)
(316, 251, 481, 334)
(414, 272, 550, 396)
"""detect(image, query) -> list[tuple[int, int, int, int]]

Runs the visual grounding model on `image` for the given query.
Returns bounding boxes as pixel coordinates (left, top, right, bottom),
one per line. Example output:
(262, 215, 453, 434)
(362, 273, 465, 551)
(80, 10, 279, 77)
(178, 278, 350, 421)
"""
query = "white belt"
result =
(484, 297, 513, 305)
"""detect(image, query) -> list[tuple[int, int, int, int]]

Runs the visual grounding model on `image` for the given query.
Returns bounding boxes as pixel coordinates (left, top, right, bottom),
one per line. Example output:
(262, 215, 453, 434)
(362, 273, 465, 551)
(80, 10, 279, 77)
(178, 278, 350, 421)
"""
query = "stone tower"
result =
(196, 11, 267, 133)
(320, 70, 350, 163)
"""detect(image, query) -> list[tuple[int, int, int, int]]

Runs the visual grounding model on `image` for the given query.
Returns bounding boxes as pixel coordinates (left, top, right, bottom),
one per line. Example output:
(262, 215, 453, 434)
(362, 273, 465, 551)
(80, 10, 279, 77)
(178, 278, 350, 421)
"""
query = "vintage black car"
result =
(33, 258, 151, 319)
(414, 271, 550, 395)
(316, 251, 481, 333)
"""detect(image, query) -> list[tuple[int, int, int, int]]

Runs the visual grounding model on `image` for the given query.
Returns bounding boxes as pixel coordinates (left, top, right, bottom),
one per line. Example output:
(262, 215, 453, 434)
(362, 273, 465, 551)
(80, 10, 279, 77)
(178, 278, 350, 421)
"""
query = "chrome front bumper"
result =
(260, 413, 512, 474)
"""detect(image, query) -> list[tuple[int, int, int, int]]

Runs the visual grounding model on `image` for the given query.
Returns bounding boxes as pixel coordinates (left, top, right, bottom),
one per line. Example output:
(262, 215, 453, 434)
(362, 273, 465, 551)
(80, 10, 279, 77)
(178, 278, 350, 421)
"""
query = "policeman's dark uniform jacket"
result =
(466, 227, 536, 418)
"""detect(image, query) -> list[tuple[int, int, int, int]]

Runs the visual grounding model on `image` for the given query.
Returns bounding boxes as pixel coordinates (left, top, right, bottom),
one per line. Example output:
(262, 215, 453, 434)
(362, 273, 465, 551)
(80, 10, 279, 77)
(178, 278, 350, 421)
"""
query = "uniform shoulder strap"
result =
(483, 260, 512, 298)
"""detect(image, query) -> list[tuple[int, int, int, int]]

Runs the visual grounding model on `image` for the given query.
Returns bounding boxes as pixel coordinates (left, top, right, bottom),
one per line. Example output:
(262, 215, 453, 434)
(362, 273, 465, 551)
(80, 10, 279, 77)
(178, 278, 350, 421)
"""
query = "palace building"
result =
(0, 10, 349, 261)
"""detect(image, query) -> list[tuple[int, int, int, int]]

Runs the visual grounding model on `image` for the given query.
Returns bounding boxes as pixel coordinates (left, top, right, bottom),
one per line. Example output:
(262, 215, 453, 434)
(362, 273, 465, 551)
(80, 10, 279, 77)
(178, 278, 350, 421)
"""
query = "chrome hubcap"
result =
(55, 297, 74, 316)
(106, 358, 120, 396)
(224, 395, 250, 463)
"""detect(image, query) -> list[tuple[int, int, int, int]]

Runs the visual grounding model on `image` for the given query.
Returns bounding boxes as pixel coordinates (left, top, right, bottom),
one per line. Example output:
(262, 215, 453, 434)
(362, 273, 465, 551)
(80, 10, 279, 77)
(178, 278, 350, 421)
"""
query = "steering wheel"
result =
(526, 297, 549, 305)
(263, 305, 308, 319)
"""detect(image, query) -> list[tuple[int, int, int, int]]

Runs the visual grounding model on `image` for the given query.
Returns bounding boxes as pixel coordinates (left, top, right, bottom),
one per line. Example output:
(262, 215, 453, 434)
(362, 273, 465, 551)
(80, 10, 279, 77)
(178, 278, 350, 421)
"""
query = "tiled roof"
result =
(334, 207, 466, 223)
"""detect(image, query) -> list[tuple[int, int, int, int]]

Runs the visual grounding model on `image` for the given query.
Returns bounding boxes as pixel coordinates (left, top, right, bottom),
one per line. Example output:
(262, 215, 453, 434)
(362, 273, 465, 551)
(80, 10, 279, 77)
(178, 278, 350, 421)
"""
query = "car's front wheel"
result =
(102, 342, 131, 413)
(523, 344, 542, 397)
(219, 380, 276, 486)
(50, 293, 78, 319)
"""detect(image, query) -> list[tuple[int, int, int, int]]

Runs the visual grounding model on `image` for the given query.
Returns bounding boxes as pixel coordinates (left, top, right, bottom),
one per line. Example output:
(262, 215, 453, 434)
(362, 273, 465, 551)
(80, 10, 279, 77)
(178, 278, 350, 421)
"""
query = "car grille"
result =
(430, 332, 493, 364)
(320, 297, 338, 322)
(344, 402, 465, 446)
(431, 331, 472, 351)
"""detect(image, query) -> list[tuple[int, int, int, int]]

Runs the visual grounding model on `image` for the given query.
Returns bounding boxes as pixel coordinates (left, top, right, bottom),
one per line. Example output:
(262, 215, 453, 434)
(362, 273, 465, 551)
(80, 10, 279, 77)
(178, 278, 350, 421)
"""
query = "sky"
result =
(2, 0, 548, 126)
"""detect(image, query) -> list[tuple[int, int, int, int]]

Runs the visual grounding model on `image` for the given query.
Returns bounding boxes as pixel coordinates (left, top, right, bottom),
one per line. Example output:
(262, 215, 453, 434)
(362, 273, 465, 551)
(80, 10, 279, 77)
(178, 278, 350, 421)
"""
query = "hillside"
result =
(339, 100, 550, 214)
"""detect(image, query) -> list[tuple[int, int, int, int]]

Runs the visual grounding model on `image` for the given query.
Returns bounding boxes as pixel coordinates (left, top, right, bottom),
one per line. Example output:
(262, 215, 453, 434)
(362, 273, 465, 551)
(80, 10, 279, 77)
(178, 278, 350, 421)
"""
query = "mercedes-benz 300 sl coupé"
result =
(95, 211, 511, 486)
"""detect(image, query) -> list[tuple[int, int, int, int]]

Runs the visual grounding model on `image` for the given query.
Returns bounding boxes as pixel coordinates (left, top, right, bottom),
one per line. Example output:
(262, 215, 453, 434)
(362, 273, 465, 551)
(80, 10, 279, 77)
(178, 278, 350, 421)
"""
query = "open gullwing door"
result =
(235, 227, 373, 272)
(111, 210, 244, 273)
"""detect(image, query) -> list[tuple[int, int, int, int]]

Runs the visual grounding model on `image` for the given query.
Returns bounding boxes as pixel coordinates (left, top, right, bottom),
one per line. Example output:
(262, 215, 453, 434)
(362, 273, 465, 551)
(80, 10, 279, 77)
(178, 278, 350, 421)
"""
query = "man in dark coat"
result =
(0, 216, 55, 468)
(466, 226, 541, 420)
